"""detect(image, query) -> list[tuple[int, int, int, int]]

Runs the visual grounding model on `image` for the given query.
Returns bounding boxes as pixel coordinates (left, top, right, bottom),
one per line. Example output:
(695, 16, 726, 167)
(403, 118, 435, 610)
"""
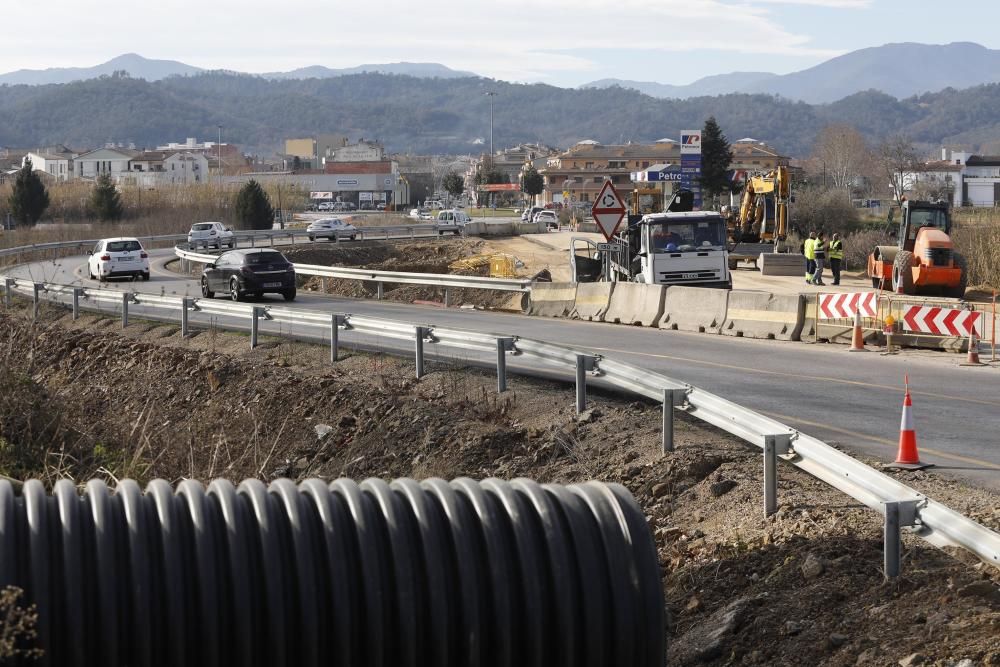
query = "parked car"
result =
(187, 221, 235, 249)
(200, 249, 296, 301)
(534, 210, 560, 229)
(409, 208, 433, 221)
(88, 237, 150, 282)
(521, 206, 544, 222)
(436, 209, 471, 235)
(330, 202, 356, 212)
(307, 218, 358, 241)
(544, 202, 564, 210)
(424, 199, 445, 210)
(316, 202, 336, 211)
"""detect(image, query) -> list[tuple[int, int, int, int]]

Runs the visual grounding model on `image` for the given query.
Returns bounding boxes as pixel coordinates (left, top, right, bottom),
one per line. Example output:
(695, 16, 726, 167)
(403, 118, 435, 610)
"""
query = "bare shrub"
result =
(842, 229, 889, 271)
(0, 586, 42, 660)
(952, 224, 1000, 288)
(790, 186, 860, 238)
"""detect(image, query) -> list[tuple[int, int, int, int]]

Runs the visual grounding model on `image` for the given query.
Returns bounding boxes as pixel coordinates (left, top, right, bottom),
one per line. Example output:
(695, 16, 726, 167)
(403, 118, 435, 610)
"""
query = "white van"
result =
(436, 209, 471, 235)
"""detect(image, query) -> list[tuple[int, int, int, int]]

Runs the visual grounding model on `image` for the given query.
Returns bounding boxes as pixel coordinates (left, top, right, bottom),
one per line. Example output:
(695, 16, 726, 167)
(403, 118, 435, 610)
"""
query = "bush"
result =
(790, 186, 860, 238)
(87, 174, 124, 222)
(233, 179, 274, 230)
(841, 229, 889, 272)
(952, 224, 1000, 289)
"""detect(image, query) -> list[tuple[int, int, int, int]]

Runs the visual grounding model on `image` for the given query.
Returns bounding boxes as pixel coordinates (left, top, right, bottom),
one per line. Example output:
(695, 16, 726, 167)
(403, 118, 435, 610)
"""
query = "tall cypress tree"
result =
(234, 179, 274, 230)
(8, 159, 50, 227)
(699, 117, 734, 205)
(89, 173, 124, 222)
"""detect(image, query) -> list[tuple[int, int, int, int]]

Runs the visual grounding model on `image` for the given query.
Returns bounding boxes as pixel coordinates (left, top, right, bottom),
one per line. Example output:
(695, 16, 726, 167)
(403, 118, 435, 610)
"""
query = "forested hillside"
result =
(3, 71, 1000, 156)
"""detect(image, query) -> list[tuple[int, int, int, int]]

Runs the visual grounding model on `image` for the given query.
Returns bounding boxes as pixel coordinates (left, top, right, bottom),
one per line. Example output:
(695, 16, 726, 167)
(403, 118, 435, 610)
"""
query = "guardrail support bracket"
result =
(180, 297, 191, 337)
(250, 306, 262, 349)
(32, 283, 43, 319)
(661, 389, 679, 454)
(883, 499, 920, 578)
(377, 283, 384, 301)
(496, 337, 515, 392)
(415, 326, 428, 378)
(575, 354, 596, 413)
(72, 288, 83, 320)
(330, 315, 345, 363)
(4, 278, 12, 308)
(764, 434, 794, 516)
(121, 292, 132, 328)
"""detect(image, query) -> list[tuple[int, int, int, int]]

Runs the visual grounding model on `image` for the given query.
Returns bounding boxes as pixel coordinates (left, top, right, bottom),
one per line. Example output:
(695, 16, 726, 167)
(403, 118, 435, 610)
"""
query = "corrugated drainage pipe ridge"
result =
(0, 477, 664, 667)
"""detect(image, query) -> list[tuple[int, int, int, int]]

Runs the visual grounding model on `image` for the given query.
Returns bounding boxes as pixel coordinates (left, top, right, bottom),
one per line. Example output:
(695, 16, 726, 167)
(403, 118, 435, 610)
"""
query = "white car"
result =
(316, 202, 336, 211)
(88, 237, 150, 282)
(307, 218, 358, 241)
(188, 222, 235, 249)
(534, 210, 559, 229)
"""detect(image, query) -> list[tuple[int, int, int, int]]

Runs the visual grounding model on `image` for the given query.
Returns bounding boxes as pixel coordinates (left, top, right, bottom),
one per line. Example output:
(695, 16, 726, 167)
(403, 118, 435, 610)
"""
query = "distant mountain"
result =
(0, 54, 479, 86)
(582, 72, 778, 99)
(5, 70, 1000, 157)
(263, 62, 476, 80)
(0, 53, 202, 85)
(741, 42, 1000, 104)
(584, 42, 1000, 104)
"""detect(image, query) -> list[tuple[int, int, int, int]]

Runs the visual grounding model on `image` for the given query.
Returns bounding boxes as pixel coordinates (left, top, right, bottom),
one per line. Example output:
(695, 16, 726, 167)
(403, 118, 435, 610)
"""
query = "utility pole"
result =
(217, 125, 223, 207)
(485, 91, 497, 157)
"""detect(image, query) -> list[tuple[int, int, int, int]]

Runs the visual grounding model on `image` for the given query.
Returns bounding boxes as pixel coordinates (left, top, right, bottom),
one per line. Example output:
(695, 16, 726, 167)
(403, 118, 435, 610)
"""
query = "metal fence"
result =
(3, 273, 998, 578)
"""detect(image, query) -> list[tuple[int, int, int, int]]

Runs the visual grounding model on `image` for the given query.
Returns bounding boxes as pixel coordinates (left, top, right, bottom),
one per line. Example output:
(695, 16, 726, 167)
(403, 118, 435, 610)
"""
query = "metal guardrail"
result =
(3, 273, 998, 577)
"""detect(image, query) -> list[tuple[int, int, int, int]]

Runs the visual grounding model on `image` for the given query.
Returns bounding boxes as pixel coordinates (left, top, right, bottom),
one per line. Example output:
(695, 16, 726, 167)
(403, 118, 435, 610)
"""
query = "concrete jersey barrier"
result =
(571, 282, 614, 321)
(722, 290, 805, 341)
(659, 286, 729, 334)
(603, 283, 666, 326)
(528, 282, 578, 317)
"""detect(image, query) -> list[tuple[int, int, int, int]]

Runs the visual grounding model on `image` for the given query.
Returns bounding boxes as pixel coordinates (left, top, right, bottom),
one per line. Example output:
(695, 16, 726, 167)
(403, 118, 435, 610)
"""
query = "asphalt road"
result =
(11, 246, 1000, 489)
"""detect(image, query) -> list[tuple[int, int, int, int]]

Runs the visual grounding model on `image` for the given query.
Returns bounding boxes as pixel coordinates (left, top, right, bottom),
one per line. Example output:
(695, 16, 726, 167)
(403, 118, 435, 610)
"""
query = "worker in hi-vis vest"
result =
(803, 231, 817, 283)
(829, 233, 844, 285)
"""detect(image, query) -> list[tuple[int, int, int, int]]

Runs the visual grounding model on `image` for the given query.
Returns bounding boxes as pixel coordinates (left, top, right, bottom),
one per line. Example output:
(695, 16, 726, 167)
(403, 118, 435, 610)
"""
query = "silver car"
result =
(307, 218, 358, 241)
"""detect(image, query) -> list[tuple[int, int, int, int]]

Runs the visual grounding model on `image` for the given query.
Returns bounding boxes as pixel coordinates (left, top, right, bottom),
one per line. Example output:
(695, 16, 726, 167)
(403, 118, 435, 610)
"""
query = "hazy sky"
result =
(2, 0, 998, 86)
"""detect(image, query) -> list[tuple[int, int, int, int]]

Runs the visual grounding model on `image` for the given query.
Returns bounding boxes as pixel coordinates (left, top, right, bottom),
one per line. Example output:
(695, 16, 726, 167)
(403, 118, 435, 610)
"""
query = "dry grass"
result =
(952, 223, 1000, 289)
(0, 587, 42, 660)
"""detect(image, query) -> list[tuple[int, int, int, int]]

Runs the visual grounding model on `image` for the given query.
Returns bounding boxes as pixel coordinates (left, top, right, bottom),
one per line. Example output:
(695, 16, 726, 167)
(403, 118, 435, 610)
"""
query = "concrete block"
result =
(603, 283, 666, 326)
(528, 282, 578, 318)
(722, 290, 805, 341)
(571, 282, 614, 321)
(760, 253, 807, 277)
(659, 286, 729, 334)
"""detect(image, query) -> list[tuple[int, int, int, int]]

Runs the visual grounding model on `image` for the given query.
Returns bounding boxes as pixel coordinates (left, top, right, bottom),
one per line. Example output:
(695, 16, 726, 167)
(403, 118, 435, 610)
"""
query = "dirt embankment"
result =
(282, 239, 527, 311)
(0, 302, 998, 665)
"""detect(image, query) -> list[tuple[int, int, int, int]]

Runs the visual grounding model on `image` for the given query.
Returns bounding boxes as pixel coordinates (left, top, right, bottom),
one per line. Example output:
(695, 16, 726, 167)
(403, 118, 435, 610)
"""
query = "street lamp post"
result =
(217, 125, 223, 212)
(485, 91, 496, 157)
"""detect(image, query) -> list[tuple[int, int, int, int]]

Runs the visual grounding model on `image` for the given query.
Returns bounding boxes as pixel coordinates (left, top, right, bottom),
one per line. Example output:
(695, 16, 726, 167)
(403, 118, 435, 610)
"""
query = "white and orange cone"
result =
(886, 376, 932, 470)
(961, 329, 983, 366)
(848, 309, 866, 352)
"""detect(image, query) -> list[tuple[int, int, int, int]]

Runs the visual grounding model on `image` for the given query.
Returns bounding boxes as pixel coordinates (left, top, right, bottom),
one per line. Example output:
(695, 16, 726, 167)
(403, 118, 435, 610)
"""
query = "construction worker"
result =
(811, 231, 827, 286)
(829, 233, 844, 285)
(803, 231, 816, 283)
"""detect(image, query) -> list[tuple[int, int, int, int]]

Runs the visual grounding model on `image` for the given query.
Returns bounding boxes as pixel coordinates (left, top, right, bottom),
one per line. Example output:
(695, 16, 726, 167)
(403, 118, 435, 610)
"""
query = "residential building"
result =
(75, 147, 137, 180)
(325, 139, 384, 163)
(539, 138, 789, 206)
(23, 151, 75, 182)
(903, 148, 1000, 208)
(284, 138, 316, 160)
(123, 151, 209, 187)
(960, 155, 1000, 207)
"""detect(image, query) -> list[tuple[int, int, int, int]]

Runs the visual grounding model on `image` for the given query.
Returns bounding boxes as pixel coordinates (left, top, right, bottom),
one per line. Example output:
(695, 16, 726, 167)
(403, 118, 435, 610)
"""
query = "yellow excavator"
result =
(728, 166, 790, 250)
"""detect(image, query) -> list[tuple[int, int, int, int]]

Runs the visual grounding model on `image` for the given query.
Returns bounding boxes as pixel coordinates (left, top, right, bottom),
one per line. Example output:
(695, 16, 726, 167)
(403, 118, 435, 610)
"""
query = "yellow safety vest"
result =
(829, 239, 844, 260)
(804, 238, 816, 260)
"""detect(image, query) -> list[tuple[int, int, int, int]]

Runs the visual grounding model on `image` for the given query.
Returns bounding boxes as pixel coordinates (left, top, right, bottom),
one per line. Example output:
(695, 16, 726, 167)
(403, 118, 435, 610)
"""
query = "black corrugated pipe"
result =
(0, 477, 664, 666)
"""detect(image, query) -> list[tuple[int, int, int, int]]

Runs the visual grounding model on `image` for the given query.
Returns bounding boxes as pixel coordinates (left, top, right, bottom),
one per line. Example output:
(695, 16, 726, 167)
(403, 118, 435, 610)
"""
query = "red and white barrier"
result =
(818, 292, 877, 320)
(902, 306, 983, 337)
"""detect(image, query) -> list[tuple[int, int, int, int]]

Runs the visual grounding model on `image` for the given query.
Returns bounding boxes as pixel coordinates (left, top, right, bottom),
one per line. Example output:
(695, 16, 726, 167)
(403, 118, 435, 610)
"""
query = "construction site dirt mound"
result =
(0, 301, 998, 665)
(283, 239, 524, 310)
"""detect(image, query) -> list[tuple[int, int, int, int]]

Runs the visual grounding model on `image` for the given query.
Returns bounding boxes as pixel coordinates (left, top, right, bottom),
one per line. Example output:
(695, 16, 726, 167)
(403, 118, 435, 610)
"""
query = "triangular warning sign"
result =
(590, 181, 626, 241)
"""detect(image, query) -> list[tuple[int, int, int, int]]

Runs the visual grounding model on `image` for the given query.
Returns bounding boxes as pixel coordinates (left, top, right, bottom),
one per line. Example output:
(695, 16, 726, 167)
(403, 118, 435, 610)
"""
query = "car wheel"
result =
(88, 265, 95, 280)
(282, 288, 296, 302)
(350, 235, 357, 241)
(229, 278, 242, 302)
(201, 276, 215, 298)
(141, 271, 150, 281)
(308, 236, 315, 242)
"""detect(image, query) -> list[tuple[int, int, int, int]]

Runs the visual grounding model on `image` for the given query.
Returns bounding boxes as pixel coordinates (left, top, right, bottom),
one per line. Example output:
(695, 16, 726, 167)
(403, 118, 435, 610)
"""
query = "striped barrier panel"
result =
(818, 292, 877, 319)
(902, 306, 983, 337)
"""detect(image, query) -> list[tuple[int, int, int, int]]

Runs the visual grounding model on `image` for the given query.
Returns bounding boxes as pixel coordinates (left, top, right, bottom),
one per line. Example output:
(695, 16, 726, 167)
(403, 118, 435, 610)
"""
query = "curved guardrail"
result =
(0, 476, 663, 665)
(2, 273, 998, 578)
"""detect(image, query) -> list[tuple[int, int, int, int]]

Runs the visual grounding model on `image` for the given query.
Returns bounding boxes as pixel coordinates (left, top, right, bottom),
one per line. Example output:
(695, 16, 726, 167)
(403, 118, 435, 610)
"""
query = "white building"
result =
(75, 148, 136, 180)
(23, 152, 73, 182)
(961, 155, 1000, 207)
(905, 148, 1000, 208)
(121, 151, 209, 187)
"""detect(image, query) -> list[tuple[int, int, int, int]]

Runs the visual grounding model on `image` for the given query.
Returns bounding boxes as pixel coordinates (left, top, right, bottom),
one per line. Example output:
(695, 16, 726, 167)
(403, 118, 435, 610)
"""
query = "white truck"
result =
(570, 191, 732, 289)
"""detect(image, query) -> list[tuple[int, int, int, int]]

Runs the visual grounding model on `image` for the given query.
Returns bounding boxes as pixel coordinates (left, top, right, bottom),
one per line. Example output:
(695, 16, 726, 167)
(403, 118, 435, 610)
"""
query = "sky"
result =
(2, 0, 1000, 86)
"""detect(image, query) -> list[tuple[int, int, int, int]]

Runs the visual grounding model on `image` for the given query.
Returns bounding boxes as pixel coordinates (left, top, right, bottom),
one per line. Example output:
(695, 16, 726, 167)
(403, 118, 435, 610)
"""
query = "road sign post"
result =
(591, 181, 626, 241)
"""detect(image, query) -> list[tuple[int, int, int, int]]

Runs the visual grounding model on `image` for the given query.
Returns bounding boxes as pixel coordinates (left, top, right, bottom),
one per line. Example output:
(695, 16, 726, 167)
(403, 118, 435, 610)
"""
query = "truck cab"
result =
(614, 212, 731, 288)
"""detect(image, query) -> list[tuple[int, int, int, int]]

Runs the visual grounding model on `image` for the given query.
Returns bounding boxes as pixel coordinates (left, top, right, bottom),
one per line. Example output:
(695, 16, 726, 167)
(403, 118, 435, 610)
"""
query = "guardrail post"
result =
(661, 389, 677, 454)
(121, 292, 131, 328)
(181, 297, 190, 337)
(4, 278, 13, 307)
(763, 434, 793, 516)
(32, 283, 43, 319)
(415, 326, 427, 378)
(496, 337, 514, 392)
(882, 500, 919, 578)
(250, 307, 261, 349)
(250, 236, 256, 248)
(444, 288, 450, 308)
(72, 288, 82, 320)
(575, 354, 595, 413)
(410, 228, 415, 240)
(330, 314, 344, 363)
(377, 283, 384, 301)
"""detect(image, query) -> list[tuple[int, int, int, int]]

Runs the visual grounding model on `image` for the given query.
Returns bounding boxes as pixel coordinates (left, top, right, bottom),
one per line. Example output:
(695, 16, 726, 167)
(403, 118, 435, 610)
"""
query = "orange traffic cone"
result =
(848, 309, 866, 352)
(887, 376, 932, 470)
(961, 329, 983, 366)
